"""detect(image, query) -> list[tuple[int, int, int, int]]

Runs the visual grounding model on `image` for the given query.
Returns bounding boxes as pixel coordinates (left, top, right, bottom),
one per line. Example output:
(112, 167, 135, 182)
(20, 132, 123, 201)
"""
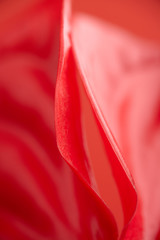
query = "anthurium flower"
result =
(0, 0, 160, 240)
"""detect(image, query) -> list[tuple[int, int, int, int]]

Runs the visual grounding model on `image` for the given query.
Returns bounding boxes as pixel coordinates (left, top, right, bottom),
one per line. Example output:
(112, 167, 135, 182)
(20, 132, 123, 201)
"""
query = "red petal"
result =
(56, 0, 136, 238)
(71, 12, 160, 239)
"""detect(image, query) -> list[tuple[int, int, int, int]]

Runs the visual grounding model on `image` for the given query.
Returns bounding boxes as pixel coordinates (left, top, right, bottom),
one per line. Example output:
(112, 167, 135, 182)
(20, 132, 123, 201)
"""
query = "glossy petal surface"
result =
(0, 0, 160, 239)
(71, 13, 160, 239)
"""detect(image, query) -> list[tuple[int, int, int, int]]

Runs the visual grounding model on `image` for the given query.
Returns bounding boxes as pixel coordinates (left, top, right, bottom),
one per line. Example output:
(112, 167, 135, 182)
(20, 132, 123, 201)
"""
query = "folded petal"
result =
(71, 12, 160, 240)
(56, 0, 137, 238)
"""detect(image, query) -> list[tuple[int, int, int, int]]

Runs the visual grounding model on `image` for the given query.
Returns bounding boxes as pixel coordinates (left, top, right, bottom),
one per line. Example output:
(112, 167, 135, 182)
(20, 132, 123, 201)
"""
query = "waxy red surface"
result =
(0, 0, 160, 239)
